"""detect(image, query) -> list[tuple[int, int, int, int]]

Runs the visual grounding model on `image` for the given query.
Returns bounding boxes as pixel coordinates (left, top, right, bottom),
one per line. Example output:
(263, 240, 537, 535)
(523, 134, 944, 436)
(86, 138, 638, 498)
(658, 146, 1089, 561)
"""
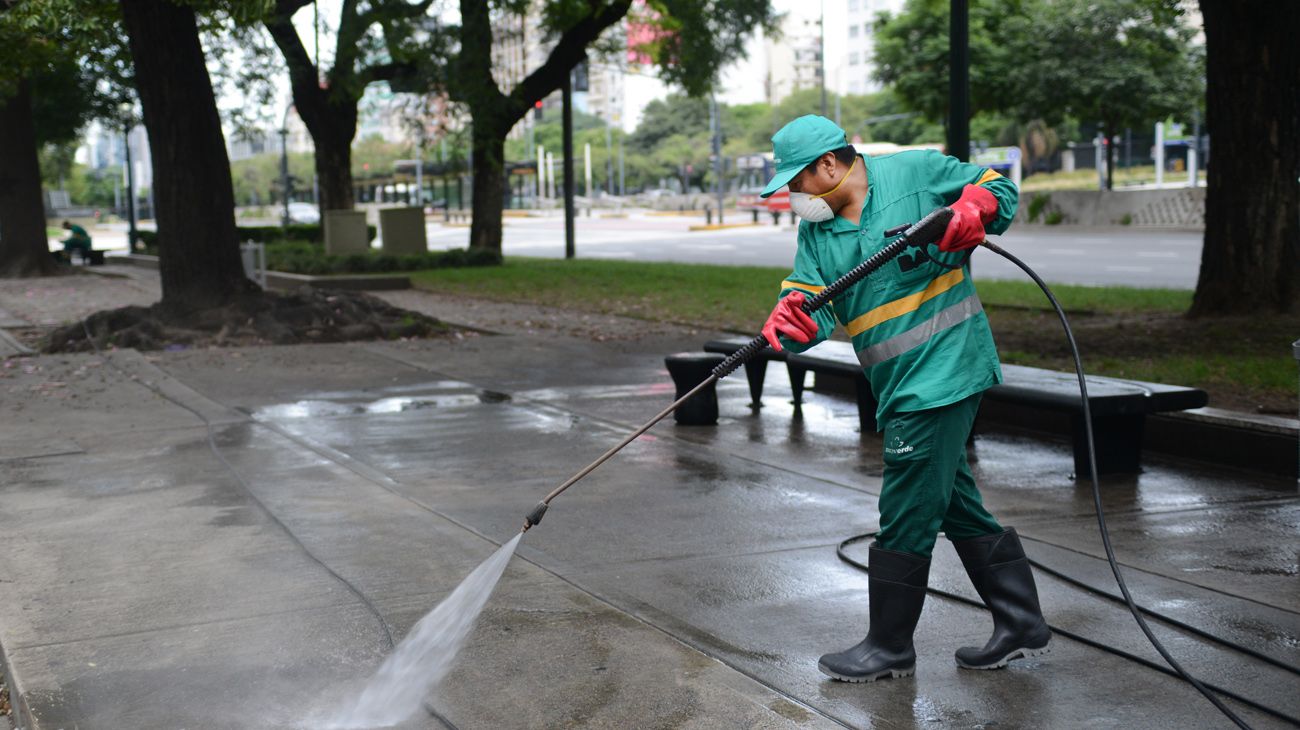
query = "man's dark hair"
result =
(805, 145, 859, 174)
(831, 144, 858, 165)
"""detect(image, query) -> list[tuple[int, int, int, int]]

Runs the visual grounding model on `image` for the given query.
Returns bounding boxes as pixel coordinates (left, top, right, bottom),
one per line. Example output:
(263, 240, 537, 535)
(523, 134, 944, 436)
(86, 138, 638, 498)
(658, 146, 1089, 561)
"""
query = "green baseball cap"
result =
(760, 115, 849, 198)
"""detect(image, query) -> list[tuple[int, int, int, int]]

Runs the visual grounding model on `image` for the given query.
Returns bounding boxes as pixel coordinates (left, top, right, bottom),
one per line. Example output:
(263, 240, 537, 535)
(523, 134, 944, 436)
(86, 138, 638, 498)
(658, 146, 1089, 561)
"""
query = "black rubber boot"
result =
(952, 528, 1052, 669)
(819, 544, 930, 682)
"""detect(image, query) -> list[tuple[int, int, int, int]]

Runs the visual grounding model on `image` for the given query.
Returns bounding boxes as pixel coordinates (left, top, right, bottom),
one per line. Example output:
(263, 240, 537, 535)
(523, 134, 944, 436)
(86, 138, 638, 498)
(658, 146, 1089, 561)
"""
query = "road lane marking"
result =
(1047, 248, 1087, 256)
(1136, 251, 1179, 259)
(1105, 265, 1153, 272)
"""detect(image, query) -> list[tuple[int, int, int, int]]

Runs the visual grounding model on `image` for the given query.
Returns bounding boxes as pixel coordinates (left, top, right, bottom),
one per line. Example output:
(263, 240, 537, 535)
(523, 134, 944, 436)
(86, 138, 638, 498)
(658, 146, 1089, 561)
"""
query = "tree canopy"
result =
(873, 0, 1202, 184)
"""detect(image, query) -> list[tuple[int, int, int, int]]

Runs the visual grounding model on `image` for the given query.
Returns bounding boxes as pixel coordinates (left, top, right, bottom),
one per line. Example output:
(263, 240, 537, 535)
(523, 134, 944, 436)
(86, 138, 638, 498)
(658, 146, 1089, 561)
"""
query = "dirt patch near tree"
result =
(40, 288, 456, 353)
(1, 673, 10, 728)
(987, 306, 1299, 415)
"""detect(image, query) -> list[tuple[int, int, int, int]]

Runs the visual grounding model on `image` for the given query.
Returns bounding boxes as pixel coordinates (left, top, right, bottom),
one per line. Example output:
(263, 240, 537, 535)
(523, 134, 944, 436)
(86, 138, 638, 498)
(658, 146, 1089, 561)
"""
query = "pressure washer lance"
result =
(520, 206, 955, 533)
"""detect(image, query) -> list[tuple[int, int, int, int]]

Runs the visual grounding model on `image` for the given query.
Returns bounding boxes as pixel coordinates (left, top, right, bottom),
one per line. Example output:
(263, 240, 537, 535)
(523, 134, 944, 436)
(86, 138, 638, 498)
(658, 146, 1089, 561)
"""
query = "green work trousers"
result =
(876, 392, 1002, 558)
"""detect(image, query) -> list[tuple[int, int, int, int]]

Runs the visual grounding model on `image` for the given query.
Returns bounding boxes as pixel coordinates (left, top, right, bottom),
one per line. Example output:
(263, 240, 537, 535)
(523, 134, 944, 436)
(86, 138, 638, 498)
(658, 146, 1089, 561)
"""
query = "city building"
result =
(843, 0, 906, 95)
(492, 1, 626, 145)
(227, 107, 313, 162)
(76, 120, 153, 193)
(765, 10, 823, 105)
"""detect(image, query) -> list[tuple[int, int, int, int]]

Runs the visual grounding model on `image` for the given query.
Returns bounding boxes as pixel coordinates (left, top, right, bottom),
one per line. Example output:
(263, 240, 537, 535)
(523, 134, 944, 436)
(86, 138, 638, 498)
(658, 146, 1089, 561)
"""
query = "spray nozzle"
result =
(521, 501, 549, 532)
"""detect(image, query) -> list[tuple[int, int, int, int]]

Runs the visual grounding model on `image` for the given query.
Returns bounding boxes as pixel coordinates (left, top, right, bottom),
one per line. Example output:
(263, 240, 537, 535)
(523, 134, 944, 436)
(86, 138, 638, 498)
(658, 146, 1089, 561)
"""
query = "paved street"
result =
(84, 212, 1204, 289)
(428, 213, 1205, 289)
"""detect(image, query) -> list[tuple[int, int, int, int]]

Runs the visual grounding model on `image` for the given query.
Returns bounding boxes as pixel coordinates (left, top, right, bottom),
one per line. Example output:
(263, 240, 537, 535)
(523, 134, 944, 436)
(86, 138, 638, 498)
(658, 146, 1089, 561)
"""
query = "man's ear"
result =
(818, 152, 836, 177)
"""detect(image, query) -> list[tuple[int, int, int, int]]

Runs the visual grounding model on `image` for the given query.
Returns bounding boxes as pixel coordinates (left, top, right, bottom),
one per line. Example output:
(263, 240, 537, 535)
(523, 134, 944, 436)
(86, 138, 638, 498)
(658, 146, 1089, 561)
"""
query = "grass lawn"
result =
(412, 257, 1297, 414)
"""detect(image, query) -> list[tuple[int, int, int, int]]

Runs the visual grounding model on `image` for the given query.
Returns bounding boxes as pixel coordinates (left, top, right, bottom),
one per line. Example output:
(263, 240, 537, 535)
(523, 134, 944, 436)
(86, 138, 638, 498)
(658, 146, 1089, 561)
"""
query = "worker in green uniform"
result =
(759, 115, 1051, 683)
(60, 220, 93, 261)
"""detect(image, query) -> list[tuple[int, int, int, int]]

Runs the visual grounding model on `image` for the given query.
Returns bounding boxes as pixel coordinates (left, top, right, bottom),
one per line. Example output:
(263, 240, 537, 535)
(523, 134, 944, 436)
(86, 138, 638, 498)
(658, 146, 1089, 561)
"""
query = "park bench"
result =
(77, 249, 106, 266)
(703, 336, 788, 409)
(699, 335, 1209, 476)
(50, 249, 106, 266)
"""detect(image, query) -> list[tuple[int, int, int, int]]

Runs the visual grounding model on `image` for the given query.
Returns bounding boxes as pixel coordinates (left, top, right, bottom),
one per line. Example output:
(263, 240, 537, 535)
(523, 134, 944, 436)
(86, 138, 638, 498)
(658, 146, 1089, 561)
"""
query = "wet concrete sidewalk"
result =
(1, 281, 1297, 728)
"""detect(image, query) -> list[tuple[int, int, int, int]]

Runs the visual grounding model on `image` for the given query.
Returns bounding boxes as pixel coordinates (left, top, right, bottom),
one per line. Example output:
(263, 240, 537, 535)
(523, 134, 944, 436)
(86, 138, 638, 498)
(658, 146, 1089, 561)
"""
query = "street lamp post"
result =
(119, 104, 138, 253)
(819, 0, 827, 117)
(279, 103, 295, 229)
(279, 127, 290, 228)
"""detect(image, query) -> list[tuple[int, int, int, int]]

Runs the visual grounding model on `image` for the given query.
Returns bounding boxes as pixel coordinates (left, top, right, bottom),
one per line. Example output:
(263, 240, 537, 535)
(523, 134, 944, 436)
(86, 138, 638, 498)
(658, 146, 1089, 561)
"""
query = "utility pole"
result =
(604, 120, 614, 195)
(711, 96, 724, 225)
(819, 0, 827, 117)
(124, 126, 138, 253)
(279, 128, 291, 227)
(562, 70, 576, 259)
(947, 0, 970, 161)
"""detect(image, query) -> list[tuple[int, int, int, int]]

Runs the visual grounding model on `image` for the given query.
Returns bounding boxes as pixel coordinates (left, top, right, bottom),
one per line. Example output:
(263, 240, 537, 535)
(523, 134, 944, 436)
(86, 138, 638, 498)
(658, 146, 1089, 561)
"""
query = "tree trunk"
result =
(119, 0, 256, 313)
(264, 10, 358, 212)
(1191, 0, 1299, 316)
(468, 122, 505, 252)
(454, 0, 630, 253)
(308, 115, 357, 212)
(0, 78, 59, 278)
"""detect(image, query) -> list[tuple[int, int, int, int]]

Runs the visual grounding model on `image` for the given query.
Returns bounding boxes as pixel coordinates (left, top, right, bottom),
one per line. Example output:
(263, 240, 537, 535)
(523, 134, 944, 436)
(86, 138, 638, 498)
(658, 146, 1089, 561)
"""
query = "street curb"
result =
(0, 329, 33, 357)
(687, 222, 761, 232)
(106, 253, 411, 291)
(0, 636, 33, 730)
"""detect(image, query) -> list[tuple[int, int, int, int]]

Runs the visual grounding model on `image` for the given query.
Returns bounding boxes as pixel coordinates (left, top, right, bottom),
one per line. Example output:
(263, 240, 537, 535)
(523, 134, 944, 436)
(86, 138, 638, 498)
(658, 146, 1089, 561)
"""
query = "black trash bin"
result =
(664, 352, 725, 425)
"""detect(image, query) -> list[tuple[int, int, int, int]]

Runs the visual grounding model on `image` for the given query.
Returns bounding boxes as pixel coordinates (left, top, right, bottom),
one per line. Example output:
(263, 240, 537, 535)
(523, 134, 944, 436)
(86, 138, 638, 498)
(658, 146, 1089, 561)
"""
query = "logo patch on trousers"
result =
(884, 435, 915, 455)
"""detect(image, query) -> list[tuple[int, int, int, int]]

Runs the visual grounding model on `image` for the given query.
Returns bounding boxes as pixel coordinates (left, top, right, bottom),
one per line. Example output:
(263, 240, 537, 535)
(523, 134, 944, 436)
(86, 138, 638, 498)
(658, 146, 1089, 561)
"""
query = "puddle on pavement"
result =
(253, 390, 512, 420)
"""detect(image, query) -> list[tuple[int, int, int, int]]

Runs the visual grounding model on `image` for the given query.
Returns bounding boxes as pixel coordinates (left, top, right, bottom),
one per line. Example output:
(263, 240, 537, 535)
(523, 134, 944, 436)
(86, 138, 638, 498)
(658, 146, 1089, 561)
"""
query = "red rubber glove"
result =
(762, 291, 819, 352)
(938, 184, 999, 252)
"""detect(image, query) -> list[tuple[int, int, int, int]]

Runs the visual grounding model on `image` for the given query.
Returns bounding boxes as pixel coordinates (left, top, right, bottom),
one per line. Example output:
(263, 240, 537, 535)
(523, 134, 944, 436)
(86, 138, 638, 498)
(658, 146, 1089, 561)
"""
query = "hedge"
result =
(265, 242, 501, 275)
(134, 223, 377, 254)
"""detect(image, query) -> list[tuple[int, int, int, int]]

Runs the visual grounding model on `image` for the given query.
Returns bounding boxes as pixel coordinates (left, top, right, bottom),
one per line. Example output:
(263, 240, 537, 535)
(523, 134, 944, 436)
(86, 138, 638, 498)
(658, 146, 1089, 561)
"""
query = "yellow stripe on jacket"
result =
(780, 280, 826, 295)
(844, 268, 965, 337)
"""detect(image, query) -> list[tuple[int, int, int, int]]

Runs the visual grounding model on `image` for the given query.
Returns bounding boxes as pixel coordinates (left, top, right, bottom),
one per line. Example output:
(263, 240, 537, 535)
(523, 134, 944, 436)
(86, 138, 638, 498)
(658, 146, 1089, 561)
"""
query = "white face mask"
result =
(788, 156, 857, 223)
(789, 192, 835, 222)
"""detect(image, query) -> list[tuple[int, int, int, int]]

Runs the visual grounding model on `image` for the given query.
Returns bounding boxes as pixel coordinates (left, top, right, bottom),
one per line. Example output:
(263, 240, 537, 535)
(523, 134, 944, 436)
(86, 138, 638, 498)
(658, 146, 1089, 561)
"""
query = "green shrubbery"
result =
(133, 223, 377, 254)
(1026, 193, 1050, 223)
(265, 242, 501, 275)
(132, 228, 500, 274)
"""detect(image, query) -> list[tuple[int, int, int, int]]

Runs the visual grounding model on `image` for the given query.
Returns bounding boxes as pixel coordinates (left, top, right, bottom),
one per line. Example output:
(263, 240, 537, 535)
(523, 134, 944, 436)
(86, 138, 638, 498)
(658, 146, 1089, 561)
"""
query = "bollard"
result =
(789, 210, 796, 225)
(752, 209, 759, 224)
(705, 208, 713, 225)
(771, 210, 780, 226)
(664, 353, 725, 425)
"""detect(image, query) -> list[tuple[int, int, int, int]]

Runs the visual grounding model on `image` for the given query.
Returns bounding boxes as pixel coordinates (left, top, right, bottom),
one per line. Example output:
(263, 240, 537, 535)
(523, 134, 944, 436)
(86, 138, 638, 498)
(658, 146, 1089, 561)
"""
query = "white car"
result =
(287, 202, 321, 224)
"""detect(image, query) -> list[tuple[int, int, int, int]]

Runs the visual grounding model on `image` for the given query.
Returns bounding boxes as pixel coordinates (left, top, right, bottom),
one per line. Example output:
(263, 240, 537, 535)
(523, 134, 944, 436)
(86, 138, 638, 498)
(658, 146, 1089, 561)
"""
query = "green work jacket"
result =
(777, 150, 1019, 426)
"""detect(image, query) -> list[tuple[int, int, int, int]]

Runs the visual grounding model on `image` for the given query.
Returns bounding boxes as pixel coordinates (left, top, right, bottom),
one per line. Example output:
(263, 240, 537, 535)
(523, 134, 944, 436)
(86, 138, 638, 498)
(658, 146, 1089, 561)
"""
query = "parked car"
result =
(286, 202, 320, 224)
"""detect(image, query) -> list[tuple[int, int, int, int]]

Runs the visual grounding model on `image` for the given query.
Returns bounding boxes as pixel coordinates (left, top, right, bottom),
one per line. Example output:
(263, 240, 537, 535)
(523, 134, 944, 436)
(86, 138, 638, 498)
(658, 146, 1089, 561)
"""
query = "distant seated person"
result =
(60, 220, 93, 262)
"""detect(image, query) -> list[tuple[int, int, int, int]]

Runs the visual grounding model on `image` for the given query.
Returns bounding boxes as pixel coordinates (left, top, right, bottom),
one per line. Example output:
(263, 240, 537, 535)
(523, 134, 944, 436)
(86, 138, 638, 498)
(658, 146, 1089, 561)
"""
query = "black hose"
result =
(1020, 544, 1299, 677)
(833, 240, 1298, 729)
(979, 240, 1253, 727)
(835, 534, 1297, 726)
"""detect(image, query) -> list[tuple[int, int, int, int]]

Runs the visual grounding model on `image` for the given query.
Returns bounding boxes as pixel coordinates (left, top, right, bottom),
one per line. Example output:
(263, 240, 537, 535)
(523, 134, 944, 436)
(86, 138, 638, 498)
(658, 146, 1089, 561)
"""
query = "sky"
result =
(283, 0, 848, 134)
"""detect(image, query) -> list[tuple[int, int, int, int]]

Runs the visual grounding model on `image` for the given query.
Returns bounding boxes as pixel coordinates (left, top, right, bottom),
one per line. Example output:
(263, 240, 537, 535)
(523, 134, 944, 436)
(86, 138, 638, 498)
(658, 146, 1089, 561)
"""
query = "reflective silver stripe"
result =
(856, 294, 983, 368)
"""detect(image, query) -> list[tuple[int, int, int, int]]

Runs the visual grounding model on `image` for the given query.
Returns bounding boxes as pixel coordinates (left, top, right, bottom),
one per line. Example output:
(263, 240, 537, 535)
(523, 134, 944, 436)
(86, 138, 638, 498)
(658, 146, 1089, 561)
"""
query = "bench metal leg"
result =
(741, 360, 768, 408)
(787, 363, 808, 406)
(1072, 414, 1145, 477)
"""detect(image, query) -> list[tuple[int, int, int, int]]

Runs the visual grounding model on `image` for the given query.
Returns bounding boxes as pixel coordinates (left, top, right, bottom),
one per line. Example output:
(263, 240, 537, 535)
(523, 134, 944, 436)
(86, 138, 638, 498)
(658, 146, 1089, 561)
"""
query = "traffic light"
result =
(533, 100, 544, 121)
